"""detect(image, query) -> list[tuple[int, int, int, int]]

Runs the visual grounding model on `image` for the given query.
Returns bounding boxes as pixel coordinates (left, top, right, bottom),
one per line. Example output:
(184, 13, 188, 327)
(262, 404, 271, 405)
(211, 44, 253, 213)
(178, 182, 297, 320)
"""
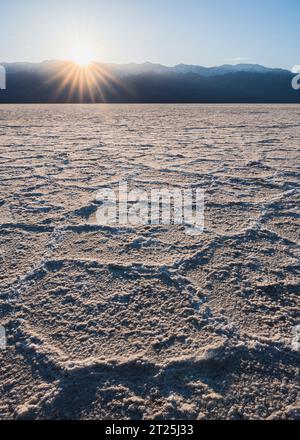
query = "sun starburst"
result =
(46, 58, 128, 103)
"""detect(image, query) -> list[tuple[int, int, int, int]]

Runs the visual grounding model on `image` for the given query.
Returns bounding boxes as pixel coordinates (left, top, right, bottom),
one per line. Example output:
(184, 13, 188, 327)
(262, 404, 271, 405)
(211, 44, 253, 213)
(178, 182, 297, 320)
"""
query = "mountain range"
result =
(0, 60, 299, 103)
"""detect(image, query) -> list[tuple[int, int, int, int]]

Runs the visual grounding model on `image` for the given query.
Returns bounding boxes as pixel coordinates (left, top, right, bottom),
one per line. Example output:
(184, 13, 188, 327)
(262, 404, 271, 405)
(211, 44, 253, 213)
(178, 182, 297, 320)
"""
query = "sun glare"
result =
(48, 49, 123, 103)
(70, 46, 95, 67)
(48, 43, 125, 102)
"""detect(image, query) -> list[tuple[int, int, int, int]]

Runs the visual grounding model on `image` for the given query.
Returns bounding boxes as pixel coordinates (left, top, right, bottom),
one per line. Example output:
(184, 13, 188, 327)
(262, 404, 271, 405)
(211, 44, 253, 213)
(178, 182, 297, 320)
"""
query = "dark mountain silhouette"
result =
(0, 61, 299, 103)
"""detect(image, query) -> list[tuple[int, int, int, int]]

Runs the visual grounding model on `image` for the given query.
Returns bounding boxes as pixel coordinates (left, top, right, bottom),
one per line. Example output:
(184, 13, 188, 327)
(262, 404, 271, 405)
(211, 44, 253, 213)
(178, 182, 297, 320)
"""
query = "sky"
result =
(0, 0, 299, 68)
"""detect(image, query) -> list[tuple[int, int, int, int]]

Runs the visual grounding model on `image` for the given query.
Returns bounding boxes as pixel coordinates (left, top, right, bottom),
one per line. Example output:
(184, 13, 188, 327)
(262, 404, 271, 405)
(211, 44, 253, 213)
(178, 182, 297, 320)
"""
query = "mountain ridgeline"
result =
(0, 61, 299, 103)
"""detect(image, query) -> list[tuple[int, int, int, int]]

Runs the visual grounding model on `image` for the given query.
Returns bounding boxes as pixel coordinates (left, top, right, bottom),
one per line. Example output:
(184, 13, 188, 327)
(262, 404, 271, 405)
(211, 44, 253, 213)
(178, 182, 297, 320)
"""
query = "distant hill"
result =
(0, 61, 299, 103)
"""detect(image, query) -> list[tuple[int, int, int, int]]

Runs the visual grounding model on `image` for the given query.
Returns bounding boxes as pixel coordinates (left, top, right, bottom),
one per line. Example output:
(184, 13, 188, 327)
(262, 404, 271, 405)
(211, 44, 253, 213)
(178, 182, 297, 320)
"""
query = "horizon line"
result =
(0, 59, 293, 72)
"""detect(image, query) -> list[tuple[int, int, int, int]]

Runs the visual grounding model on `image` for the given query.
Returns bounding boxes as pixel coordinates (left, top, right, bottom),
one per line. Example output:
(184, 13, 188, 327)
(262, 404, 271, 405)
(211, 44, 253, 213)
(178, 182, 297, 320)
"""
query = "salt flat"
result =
(0, 104, 299, 420)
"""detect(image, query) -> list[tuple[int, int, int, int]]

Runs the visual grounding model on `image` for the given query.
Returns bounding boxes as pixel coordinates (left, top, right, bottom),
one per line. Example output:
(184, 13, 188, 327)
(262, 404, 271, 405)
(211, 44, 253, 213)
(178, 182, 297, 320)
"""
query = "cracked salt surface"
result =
(0, 104, 299, 420)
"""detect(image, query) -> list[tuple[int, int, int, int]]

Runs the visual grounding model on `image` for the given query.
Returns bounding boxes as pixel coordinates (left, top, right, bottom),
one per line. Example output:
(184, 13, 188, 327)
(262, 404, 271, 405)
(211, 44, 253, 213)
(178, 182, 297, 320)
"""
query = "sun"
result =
(49, 45, 122, 103)
(69, 45, 96, 67)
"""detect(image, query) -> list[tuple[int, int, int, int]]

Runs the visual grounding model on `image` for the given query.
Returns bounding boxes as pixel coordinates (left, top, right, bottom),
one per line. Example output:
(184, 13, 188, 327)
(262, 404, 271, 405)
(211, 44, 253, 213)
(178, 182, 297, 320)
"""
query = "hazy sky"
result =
(0, 0, 299, 68)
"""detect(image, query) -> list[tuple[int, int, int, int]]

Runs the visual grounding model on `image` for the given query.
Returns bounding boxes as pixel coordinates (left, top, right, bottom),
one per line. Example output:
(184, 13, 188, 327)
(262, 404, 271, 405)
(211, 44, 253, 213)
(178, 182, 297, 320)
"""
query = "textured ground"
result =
(0, 104, 299, 420)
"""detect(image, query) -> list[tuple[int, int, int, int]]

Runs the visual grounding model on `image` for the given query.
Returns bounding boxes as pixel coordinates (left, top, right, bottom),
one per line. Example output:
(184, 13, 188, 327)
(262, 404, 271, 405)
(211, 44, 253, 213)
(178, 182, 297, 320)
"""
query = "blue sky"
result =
(0, 0, 299, 68)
